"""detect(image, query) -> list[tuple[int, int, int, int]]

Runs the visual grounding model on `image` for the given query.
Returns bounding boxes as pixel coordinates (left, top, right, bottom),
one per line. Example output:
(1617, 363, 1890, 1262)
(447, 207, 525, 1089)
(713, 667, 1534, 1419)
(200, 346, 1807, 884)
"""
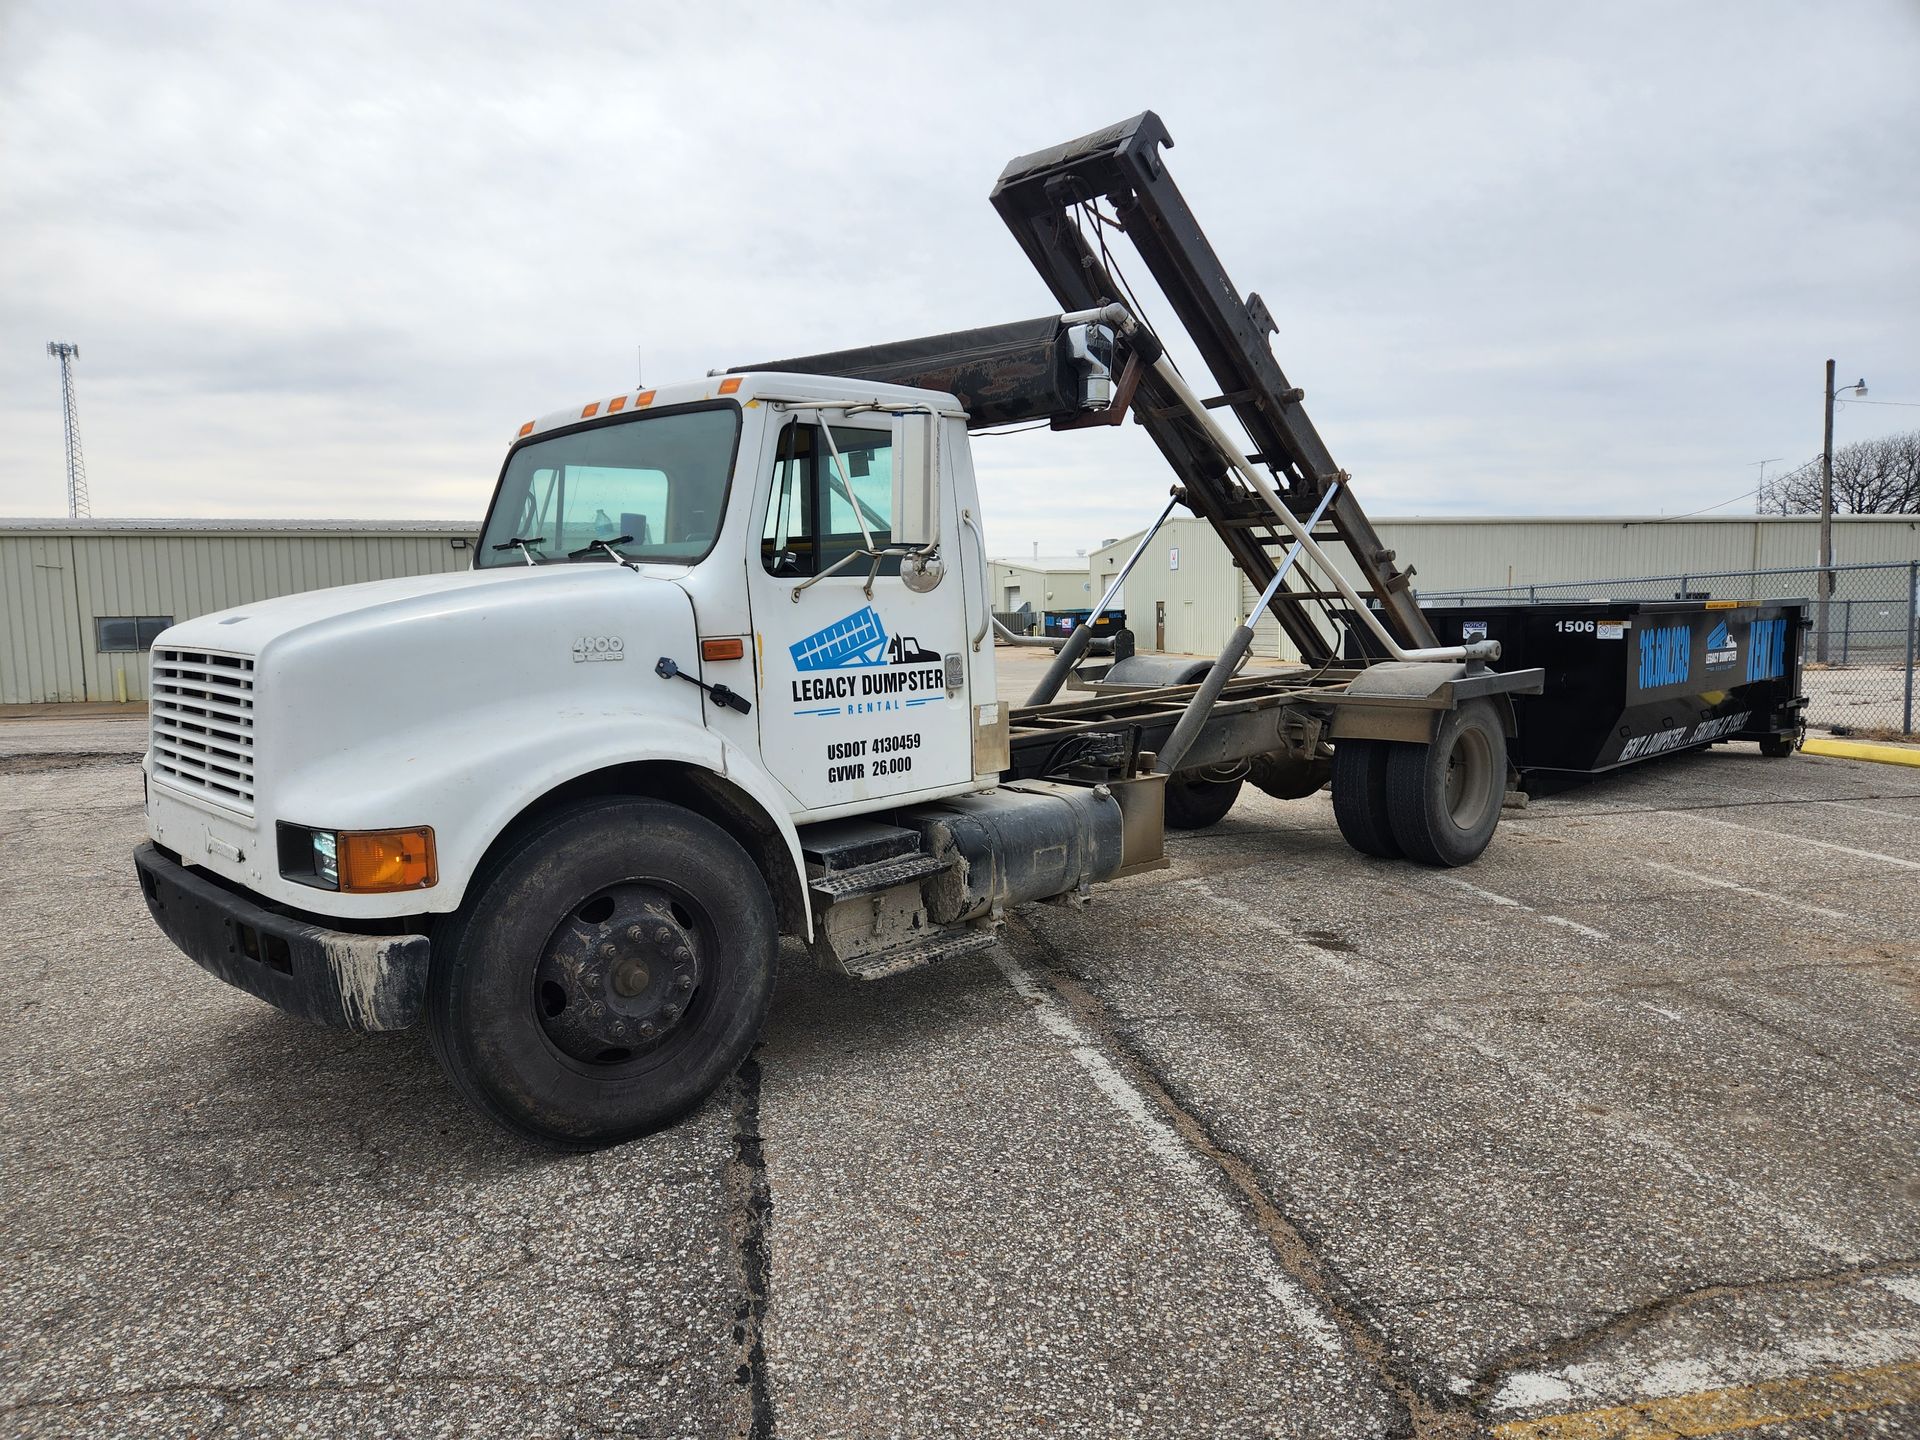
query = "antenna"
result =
(46, 342, 90, 518)
(1751, 456, 1784, 516)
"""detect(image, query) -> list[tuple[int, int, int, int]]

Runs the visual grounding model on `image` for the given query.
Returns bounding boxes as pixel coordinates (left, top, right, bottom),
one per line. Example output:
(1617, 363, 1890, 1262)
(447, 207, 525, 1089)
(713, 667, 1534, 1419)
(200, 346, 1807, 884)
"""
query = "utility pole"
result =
(1817, 359, 1868, 663)
(47, 342, 91, 519)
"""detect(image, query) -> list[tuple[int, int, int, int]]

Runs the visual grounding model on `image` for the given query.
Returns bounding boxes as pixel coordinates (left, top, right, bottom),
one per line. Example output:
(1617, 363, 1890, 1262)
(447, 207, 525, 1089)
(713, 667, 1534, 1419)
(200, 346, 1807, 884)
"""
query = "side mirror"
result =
(891, 413, 940, 550)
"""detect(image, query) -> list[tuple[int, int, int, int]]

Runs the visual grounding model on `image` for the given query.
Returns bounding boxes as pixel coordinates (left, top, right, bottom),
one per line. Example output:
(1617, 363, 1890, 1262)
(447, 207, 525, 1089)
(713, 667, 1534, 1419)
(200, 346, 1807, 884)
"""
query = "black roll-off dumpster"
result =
(1422, 598, 1809, 783)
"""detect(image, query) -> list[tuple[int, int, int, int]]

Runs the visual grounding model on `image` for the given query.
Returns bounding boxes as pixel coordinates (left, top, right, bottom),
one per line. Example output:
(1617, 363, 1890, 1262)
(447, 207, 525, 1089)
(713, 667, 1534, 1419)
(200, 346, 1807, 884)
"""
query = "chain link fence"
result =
(1418, 560, 1920, 738)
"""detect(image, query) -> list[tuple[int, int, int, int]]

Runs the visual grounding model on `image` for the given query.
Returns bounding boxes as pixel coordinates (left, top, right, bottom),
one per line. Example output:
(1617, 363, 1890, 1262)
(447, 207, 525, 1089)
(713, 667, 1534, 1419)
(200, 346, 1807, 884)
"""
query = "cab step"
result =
(808, 851, 949, 906)
(841, 924, 999, 981)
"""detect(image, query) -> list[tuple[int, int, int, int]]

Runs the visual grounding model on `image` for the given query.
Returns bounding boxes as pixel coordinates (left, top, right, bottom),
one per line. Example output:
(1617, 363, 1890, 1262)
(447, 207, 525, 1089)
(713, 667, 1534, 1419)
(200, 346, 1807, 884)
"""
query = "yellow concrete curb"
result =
(1490, 1358, 1920, 1439)
(1800, 737, 1920, 768)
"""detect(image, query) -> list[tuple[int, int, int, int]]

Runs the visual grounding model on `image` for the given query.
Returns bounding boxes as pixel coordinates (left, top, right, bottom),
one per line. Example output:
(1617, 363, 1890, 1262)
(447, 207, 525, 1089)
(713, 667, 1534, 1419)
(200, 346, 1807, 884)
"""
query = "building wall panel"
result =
(2, 523, 474, 704)
(0, 535, 88, 703)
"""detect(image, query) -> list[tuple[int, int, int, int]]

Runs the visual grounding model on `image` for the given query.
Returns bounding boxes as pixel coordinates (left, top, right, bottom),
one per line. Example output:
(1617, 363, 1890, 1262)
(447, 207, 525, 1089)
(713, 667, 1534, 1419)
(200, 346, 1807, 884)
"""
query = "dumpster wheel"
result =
(1384, 699, 1506, 867)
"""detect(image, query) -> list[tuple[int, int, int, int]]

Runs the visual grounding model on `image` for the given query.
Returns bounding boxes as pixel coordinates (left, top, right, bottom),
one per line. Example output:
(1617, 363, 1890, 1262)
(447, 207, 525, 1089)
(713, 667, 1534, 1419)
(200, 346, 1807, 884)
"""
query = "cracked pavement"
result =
(2, 696, 1917, 1438)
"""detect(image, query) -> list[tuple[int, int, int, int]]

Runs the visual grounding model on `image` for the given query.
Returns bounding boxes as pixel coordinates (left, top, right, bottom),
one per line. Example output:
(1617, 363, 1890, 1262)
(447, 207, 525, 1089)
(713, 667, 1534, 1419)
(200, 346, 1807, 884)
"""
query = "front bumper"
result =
(134, 842, 430, 1031)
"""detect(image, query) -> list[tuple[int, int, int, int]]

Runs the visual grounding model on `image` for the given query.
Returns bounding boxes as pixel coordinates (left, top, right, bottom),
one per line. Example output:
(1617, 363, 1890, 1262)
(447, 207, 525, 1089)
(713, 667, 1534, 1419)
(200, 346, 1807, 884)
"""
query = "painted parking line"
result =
(989, 950, 1346, 1360)
(1639, 859, 1856, 924)
(1490, 1358, 1920, 1439)
(1434, 875, 1612, 941)
(1669, 810, 1920, 871)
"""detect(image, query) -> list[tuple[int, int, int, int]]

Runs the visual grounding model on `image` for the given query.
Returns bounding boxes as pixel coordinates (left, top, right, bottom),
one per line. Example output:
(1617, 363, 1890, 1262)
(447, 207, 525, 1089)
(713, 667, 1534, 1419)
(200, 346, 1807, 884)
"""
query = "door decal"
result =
(789, 605, 945, 716)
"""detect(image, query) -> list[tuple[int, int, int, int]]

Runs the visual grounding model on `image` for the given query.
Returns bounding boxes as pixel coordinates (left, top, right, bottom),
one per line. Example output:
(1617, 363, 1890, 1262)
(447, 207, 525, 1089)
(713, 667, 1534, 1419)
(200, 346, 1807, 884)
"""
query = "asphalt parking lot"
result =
(4, 684, 1918, 1439)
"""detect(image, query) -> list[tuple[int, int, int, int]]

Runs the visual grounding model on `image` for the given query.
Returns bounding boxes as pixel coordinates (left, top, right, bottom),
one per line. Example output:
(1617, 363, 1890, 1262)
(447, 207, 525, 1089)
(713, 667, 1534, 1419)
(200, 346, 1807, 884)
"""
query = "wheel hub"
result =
(1444, 726, 1494, 830)
(535, 886, 701, 1063)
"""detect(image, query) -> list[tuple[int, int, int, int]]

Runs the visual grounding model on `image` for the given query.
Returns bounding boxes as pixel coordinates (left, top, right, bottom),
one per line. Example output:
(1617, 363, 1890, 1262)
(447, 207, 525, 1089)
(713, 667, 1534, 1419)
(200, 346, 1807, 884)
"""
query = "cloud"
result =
(2, 0, 1916, 560)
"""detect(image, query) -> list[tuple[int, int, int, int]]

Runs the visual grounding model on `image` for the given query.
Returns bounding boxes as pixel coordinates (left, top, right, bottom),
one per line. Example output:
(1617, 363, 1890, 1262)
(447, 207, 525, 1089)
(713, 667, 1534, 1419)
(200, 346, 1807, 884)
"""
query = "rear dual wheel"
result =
(1333, 699, 1507, 867)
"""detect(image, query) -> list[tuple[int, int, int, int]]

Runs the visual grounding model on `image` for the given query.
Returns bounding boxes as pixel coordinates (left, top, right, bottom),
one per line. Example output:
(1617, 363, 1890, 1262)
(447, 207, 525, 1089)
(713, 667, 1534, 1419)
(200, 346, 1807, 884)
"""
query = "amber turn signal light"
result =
(701, 637, 745, 662)
(340, 828, 437, 893)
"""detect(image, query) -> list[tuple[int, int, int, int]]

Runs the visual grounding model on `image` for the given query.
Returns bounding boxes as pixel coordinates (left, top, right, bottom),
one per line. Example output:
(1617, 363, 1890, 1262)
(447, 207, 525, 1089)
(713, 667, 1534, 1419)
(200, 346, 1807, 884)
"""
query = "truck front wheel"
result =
(427, 797, 777, 1148)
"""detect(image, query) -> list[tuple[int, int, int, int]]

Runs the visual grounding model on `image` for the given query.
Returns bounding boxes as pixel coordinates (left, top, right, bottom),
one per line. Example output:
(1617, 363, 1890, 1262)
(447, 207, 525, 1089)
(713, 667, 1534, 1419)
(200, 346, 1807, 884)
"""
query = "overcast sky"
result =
(3, 1, 1916, 557)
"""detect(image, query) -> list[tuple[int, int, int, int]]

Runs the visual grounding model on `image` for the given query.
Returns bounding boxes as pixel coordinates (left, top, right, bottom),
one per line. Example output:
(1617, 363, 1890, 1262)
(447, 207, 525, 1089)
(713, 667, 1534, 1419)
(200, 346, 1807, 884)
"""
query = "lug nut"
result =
(675, 975, 693, 992)
(639, 1021, 656, 1039)
(663, 1005, 680, 1022)
(626, 926, 645, 943)
(600, 943, 617, 960)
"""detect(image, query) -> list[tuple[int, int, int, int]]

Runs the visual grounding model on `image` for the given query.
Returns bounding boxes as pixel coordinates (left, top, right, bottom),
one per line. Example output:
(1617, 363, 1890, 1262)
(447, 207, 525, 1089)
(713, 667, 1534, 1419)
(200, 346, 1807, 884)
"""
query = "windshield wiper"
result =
(491, 535, 547, 566)
(568, 535, 635, 563)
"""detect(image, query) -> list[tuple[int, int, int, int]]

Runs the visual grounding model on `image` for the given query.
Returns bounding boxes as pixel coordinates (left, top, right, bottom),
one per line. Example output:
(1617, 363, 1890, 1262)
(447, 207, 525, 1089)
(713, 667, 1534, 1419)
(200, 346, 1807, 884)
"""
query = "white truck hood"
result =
(158, 564, 632, 653)
(145, 562, 707, 878)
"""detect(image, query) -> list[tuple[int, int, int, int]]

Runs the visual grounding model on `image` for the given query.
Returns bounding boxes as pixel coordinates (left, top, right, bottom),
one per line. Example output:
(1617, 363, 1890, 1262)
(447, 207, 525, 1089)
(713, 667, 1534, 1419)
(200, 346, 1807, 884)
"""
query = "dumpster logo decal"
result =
(792, 605, 892, 671)
(1704, 620, 1739, 671)
(788, 605, 946, 718)
(789, 605, 943, 673)
(1638, 623, 1691, 689)
(1747, 617, 1788, 682)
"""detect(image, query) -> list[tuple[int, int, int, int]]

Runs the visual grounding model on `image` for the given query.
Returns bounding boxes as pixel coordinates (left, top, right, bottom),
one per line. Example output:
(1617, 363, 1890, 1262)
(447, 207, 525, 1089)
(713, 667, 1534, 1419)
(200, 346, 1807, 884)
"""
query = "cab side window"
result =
(761, 422, 897, 577)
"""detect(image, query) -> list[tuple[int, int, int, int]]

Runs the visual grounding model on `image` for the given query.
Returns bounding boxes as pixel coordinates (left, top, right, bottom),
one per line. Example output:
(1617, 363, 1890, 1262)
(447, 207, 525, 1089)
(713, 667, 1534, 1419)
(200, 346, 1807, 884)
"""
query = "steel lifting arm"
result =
(989, 111, 1442, 664)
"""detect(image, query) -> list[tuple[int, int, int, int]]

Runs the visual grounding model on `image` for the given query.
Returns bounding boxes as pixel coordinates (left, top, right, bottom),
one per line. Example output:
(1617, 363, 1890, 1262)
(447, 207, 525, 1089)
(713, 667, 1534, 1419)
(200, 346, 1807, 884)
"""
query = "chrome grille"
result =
(150, 648, 256, 812)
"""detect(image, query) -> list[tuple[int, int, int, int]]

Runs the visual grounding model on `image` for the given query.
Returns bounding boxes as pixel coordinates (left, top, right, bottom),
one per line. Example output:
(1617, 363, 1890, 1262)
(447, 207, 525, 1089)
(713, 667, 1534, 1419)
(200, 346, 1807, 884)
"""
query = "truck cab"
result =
(480, 372, 1005, 820)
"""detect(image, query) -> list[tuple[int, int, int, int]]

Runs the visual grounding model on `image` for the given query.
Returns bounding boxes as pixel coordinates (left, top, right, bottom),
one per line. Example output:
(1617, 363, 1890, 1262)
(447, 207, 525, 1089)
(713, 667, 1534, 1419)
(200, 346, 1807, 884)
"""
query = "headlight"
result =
(312, 830, 339, 888)
(278, 824, 435, 893)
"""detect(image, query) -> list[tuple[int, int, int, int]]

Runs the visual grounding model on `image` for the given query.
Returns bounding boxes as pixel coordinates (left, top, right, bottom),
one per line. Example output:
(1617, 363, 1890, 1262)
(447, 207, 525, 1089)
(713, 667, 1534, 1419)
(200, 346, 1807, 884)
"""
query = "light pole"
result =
(1817, 360, 1868, 662)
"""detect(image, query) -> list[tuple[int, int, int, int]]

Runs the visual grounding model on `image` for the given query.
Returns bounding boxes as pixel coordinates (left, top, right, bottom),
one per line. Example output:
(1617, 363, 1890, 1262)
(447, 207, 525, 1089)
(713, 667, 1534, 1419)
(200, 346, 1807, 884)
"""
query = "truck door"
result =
(747, 413, 973, 813)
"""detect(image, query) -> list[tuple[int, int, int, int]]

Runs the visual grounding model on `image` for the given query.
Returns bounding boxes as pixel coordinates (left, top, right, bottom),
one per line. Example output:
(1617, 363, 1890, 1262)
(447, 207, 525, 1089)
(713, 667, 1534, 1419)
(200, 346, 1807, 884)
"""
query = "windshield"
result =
(478, 405, 740, 567)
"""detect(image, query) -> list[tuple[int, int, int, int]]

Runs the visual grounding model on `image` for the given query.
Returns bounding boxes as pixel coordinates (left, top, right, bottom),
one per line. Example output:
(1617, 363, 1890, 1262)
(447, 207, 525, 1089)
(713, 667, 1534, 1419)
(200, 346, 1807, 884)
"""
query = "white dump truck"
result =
(135, 114, 1540, 1145)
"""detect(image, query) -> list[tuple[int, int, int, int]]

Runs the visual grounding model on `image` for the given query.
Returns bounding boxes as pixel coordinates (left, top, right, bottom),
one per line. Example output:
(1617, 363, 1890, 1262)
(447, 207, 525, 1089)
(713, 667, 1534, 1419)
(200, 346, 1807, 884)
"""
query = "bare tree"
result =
(1761, 430, 1920, 515)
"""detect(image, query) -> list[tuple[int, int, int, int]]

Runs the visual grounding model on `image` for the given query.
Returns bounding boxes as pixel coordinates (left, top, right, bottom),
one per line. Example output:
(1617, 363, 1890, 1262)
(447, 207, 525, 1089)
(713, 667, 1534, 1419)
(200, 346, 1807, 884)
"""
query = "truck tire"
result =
(1383, 699, 1506, 867)
(427, 797, 776, 1149)
(1163, 772, 1243, 830)
(1331, 739, 1401, 859)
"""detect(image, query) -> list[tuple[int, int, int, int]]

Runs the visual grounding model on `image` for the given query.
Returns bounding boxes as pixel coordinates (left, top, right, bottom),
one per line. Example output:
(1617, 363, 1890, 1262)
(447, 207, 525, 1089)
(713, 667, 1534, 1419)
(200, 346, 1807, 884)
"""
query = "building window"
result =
(96, 616, 173, 653)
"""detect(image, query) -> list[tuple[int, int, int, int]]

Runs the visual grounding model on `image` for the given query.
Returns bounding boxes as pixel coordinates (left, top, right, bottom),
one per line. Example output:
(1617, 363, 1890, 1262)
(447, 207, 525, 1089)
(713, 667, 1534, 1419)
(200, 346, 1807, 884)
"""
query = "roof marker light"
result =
(608, 395, 627, 413)
(581, 401, 600, 419)
(635, 390, 656, 407)
(718, 377, 742, 395)
(518, 421, 534, 438)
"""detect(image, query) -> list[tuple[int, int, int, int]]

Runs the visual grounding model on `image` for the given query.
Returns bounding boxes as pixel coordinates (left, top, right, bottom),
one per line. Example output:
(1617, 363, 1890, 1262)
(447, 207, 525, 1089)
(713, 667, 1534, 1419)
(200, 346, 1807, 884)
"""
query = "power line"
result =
(1655, 451, 1827, 522)
(46, 342, 89, 518)
(1646, 487, 1761, 523)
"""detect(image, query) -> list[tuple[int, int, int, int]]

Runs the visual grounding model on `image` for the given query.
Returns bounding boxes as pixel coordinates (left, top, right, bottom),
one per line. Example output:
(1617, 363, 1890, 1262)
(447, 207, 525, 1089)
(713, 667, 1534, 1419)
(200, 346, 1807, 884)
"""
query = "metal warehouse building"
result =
(0, 519, 476, 704)
(985, 555, 1092, 629)
(1092, 514, 1920, 657)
